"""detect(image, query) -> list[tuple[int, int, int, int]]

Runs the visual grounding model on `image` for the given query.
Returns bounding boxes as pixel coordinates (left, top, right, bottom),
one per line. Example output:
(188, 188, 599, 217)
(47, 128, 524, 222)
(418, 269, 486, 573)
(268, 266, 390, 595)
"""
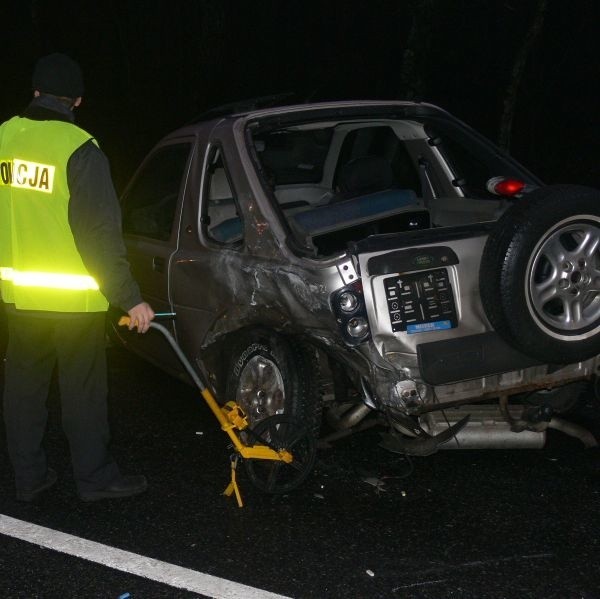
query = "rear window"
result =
(250, 119, 429, 257)
(247, 110, 538, 258)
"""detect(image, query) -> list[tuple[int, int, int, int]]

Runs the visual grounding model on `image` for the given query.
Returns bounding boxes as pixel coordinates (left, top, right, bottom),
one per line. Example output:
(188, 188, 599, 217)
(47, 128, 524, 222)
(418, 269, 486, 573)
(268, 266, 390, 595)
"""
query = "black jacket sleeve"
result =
(67, 140, 143, 312)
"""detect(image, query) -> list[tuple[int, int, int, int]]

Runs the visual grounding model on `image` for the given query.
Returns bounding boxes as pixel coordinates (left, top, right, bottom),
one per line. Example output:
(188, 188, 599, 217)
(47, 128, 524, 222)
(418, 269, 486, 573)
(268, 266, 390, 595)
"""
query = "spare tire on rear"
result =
(480, 184, 600, 364)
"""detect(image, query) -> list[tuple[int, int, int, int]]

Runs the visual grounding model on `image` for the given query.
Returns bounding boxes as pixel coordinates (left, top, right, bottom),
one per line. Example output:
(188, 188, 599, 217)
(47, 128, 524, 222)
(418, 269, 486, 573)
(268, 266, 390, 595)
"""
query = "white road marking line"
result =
(0, 514, 291, 599)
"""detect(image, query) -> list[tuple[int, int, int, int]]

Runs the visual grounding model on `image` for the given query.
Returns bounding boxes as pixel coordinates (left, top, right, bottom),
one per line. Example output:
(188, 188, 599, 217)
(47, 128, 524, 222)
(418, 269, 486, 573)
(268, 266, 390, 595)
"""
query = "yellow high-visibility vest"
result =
(0, 116, 109, 312)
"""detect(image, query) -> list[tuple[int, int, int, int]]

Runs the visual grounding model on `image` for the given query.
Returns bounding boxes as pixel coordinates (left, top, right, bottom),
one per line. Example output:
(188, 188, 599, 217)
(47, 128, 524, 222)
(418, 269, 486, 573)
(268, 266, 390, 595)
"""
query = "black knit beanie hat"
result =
(32, 53, 84, 98)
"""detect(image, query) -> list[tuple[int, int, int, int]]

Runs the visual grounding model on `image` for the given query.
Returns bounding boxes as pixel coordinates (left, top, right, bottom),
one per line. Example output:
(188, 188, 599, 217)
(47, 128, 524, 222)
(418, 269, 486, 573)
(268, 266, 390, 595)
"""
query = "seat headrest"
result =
(337, 155, 394, 195)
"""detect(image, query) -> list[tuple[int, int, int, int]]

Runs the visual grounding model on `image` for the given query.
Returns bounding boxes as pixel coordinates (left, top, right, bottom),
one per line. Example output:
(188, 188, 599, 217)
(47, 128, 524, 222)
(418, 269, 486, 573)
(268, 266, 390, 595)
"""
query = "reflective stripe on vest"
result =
(0, 267, 99, 290)
(0, 266, 107, 313)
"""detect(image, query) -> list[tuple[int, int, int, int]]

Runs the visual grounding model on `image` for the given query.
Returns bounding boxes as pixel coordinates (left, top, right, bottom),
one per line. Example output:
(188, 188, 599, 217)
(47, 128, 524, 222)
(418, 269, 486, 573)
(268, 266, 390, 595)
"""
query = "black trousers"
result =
(3, 308, 119, 492)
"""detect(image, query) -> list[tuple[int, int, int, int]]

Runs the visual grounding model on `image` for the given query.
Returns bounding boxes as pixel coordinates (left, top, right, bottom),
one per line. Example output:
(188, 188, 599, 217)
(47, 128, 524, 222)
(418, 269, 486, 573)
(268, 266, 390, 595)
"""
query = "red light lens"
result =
(494, 178, 525, 196)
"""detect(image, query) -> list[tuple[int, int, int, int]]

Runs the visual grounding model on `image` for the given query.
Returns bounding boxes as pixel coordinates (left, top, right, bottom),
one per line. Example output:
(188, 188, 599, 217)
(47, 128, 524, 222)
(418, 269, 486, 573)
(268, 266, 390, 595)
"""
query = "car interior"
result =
(206, 118, 512, 256)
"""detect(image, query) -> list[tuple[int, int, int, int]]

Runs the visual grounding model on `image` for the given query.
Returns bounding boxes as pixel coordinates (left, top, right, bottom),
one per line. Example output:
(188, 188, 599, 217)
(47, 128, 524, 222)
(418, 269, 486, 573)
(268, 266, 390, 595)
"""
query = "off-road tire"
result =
(225, 329, 322, 439)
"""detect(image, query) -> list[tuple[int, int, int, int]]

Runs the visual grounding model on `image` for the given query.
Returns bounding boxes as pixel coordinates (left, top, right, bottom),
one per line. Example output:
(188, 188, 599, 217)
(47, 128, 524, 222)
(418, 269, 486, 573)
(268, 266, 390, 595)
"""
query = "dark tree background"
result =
(2, 0, 598, 192)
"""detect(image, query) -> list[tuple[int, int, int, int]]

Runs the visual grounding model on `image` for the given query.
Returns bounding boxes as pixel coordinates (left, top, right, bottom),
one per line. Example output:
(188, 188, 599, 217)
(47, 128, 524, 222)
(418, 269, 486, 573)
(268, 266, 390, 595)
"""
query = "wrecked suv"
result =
(113, 100, 600, 457)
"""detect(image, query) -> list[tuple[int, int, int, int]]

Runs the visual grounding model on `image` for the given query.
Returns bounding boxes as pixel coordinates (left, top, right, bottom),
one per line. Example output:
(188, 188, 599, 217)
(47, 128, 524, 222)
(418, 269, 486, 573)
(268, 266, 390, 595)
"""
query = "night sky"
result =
(3, 0, 599, 192)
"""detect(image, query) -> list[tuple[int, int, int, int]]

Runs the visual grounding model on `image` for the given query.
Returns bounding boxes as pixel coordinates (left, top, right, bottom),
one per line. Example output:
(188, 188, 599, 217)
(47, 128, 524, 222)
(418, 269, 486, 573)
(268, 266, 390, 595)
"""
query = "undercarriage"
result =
(320, 367, 599, 454)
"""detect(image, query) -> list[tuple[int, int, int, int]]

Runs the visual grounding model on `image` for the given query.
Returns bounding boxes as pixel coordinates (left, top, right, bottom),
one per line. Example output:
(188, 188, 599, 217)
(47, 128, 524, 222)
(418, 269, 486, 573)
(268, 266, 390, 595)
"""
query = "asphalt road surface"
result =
(1, 342, 600, 599)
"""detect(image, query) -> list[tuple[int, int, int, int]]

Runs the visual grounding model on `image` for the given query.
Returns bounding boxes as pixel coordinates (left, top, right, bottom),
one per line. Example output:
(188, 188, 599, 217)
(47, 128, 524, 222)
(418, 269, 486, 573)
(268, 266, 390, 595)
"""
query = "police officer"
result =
(0, 53, 155, 502)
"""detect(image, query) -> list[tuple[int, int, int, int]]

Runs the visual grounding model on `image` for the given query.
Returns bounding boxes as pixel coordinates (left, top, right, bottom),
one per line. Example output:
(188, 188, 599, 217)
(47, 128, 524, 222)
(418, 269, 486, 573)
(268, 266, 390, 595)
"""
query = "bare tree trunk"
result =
(398, 0, 435, 101)
(498, 0, 547, 152)
(108, 0, 131, 96)
(29, 0, 43, 54)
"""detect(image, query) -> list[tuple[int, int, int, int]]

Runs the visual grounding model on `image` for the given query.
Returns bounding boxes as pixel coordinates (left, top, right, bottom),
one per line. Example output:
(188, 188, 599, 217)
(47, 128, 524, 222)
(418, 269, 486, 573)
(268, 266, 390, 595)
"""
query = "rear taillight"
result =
(331, 281, 371, 346)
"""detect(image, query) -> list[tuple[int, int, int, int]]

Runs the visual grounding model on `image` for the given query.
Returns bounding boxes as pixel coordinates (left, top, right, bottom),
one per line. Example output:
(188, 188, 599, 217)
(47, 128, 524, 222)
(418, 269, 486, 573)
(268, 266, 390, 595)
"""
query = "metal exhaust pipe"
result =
(548, 417, 598, 448)
(327, 403, 372, 430)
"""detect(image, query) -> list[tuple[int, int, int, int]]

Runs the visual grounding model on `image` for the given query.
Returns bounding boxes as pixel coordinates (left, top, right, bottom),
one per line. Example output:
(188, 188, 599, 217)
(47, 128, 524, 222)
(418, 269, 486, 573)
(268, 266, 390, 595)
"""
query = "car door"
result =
(119, 139, 194, 372)
(168, 141, 248, 364)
